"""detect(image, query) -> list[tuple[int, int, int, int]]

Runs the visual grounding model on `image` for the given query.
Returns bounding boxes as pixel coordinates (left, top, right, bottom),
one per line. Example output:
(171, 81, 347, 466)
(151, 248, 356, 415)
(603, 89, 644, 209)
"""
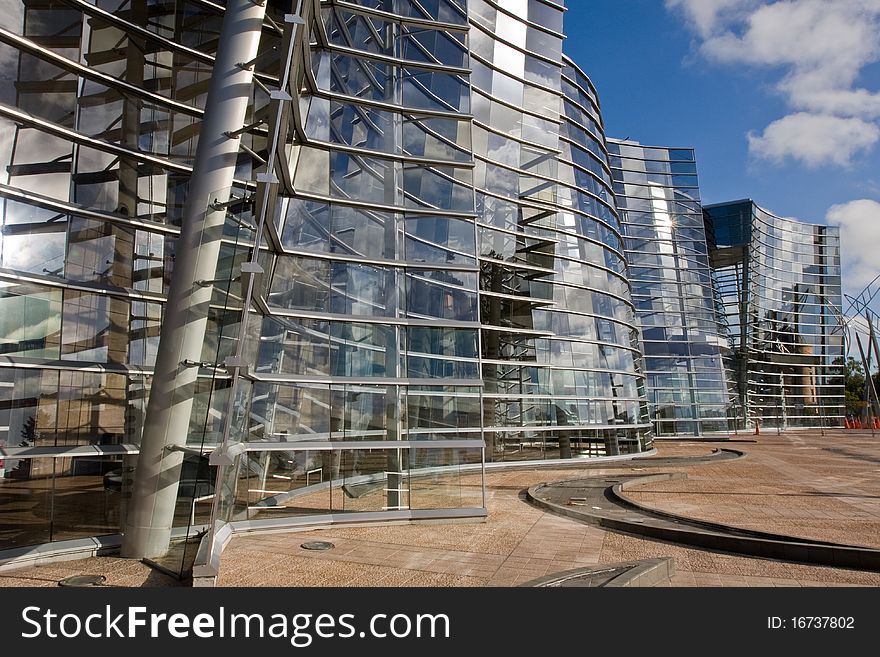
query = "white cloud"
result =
(827, 200, 880, 346)
(665, 0, 759, 38)
(748, 113, 880, 166)
(827, 199, 880, 297)
(667, 0, 880, 167)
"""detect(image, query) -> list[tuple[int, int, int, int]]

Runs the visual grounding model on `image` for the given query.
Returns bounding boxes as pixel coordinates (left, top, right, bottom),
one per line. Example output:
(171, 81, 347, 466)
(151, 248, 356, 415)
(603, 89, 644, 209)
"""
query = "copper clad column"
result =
(122, 0, 267, 559)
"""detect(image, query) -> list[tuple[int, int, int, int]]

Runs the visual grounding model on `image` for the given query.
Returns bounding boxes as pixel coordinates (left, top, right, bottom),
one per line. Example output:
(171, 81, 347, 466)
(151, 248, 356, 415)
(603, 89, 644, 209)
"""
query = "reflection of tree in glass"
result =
(8, 415, 36, 479)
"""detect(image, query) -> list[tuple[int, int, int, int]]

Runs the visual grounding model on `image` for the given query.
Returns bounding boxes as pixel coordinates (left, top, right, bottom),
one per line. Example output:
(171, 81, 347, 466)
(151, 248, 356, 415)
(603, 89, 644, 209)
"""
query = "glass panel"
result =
(408, 448, 482, 509)
(239, 449, 330, 521)
(251, 383, 332, 442)
(330, 324, 394, 378)
(405, 388, 482, 437)
(405, 269, 478, 321)
(404, 215, 476, 264)
(0, 201, 67, 275)
(406, 327, 479, 379)
(338, 449, 405, 513)
(330, 385, 388, 440)
(50, 455, 128, 541)
(0, 281, 62, 358)
(0, 456, 53, 548)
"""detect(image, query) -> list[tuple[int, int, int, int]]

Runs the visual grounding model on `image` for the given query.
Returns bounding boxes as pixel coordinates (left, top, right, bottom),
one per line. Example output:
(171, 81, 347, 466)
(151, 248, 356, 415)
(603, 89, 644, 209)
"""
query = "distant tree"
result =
(843, 356, 880, 416)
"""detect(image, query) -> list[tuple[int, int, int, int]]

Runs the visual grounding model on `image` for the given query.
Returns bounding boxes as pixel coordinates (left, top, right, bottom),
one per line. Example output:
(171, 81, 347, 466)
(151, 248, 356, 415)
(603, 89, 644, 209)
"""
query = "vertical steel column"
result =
(383, 4, 403, 511)
(868, 315, 880, 415)
(854, 333, 880, 426)
(122, 0, 267, 559)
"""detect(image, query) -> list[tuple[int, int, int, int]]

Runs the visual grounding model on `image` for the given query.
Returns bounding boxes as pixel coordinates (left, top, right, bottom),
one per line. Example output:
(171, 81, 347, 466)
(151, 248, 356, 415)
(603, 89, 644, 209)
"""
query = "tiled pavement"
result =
(623, 431, 880, 550)
(0, 556, 182, 587)
(4, 430, 880, 587)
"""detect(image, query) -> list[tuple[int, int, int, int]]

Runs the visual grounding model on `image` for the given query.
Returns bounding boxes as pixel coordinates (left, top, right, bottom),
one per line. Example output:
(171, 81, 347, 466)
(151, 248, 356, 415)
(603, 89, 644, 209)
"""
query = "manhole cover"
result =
(301, 541, 335, 551)
(58, 575, 106, 587)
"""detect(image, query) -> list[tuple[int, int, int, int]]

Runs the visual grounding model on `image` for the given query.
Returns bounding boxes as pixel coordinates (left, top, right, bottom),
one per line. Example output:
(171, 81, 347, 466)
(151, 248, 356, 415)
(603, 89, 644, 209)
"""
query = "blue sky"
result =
(563, 0, 880, 308)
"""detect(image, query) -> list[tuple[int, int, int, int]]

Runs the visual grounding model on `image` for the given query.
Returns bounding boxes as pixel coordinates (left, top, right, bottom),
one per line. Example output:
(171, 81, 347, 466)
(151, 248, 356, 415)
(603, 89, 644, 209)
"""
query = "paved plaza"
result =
(3, 429, 880, 587)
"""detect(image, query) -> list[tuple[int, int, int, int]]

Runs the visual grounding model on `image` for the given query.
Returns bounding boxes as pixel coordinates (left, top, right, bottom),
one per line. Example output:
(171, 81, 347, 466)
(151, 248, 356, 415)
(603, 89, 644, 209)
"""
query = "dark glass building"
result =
(609, 140, 733, 436)
(704, 200, 845, 429)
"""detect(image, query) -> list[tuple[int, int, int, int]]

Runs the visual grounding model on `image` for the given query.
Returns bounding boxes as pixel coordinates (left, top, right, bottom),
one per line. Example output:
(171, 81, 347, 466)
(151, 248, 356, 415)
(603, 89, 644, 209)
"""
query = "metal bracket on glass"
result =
(237, 142, 267, 165)
(181, 359, 218, 369)
(253, 76, 273, 96)
(209, 442, 248, 466)
(239, 262, 264, 298)
(224, 119, 266, 138)
(164, 444, 212, 456)
(236, 45, 277, 72)
(209, 194, 253, 211)
(224, 356, 250, 376)
(195, 275, 240, 287)
(263, 12, 284, 35)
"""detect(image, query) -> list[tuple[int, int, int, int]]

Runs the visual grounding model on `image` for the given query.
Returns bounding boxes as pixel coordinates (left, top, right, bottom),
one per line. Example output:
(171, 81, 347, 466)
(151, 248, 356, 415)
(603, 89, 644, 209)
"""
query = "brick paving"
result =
(4, 429, 880, 587)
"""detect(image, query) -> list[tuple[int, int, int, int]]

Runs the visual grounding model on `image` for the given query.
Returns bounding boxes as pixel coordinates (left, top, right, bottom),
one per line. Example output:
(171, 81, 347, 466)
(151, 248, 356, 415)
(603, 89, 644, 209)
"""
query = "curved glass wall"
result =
(608, 140, 733, 436)
(231, 0, 486, 533)
(704, 200, 845, 428)
(467, 0, 652, 461)
(0, 0, 484, 557)
(0, 0, 655, 560)
(0, 0, 242, 555)
(557, 62, 652, 453)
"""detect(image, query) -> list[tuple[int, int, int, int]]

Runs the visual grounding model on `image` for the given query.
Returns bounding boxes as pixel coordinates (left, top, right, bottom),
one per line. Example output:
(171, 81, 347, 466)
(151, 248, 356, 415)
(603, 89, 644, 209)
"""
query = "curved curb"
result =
(526, 473, 682, 530)
(588, 447, 745, 469)
(527, 474, 880, 572)
(611, 482, 848, 547)
(520, 557, 675, 588)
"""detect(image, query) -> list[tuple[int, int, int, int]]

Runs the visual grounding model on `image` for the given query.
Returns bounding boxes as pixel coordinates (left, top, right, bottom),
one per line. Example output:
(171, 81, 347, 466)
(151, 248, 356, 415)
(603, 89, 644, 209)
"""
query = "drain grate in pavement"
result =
(301, 541, 335, 551)
(58, 575, 106, 587)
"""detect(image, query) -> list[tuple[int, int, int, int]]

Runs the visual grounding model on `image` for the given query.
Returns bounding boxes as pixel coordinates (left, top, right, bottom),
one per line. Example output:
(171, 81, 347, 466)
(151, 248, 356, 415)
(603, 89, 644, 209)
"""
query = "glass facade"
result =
(704, 201, 845, 429)
(0, 0, 212, 553)
(0, 0, 842, 563)
(469, 3, 652, 460)
(0, 0, 653, 561)
(609, 140, 733, 436)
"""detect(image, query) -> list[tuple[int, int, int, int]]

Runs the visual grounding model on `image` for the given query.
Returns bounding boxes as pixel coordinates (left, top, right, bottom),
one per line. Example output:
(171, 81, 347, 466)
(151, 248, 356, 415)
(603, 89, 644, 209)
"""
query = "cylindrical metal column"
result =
(122, 0, 267, 559)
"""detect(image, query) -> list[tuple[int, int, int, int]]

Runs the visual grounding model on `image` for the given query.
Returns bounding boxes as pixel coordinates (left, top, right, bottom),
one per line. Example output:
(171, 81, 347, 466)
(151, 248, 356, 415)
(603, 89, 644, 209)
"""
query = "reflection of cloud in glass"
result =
(0, 30, 21, 167)
(1, 232, 66, 274)
(0, 287, 61, 351)
(0, 313, 60, 343)
(1, 118, 74, 200)
(0, 1, 24, 43)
